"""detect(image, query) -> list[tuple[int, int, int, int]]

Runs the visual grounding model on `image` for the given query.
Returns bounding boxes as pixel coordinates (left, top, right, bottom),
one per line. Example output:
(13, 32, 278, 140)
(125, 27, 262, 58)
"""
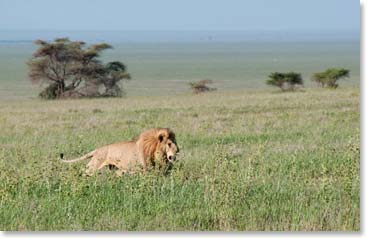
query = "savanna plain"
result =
(0, 39, 360, 231)
(0, 88, 360, 231)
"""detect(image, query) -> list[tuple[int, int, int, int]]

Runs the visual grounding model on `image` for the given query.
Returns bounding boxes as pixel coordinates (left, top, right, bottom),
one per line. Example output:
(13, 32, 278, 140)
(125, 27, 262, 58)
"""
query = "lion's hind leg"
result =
(85, 155, 107, 176)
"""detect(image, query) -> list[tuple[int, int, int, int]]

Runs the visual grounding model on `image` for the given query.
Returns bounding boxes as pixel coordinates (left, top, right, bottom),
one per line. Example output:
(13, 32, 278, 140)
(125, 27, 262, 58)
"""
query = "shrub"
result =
(189, 79, 217, 94)
(312, 68, 349, 88)
(266, 72, 303, 91)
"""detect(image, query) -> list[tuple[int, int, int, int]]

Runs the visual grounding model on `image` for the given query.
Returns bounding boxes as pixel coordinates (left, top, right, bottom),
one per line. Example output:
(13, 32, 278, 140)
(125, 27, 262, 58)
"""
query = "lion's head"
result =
(157, 138, 179, 163)
(157, 128, 177, 144)
(138, 128, 179, 163)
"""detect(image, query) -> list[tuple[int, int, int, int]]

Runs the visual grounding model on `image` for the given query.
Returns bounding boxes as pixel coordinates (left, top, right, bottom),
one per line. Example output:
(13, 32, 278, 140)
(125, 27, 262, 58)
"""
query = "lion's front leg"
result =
(137, 145, 148, 172)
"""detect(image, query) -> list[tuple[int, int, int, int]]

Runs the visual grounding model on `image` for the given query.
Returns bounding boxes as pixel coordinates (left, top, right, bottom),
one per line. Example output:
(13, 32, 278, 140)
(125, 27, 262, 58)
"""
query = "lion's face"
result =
(156, 128, 179, 162)
(162, 139, 179, 163)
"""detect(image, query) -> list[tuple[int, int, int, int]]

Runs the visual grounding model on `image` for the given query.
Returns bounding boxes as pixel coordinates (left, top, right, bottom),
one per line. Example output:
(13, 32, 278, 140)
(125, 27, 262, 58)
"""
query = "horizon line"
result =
(0, 28, 360, 32)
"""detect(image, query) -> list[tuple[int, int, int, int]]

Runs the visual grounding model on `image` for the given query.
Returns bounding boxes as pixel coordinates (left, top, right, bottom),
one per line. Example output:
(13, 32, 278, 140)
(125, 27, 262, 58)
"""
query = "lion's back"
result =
(105, 140, 140, 170)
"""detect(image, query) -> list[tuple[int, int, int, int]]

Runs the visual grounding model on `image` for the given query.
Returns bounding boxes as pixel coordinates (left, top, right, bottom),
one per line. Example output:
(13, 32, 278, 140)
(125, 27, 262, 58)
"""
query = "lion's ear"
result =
(158, 134, 164, 142)
(168, 132, 175, 140)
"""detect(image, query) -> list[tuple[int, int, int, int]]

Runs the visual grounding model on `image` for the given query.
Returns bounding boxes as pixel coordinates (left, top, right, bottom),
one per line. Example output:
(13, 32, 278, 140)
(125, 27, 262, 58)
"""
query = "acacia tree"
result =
(311, 68, 349, 88)
(27, 38, 131, 99)
(189, 79, 217, 94)
(266, 72, 303, 91)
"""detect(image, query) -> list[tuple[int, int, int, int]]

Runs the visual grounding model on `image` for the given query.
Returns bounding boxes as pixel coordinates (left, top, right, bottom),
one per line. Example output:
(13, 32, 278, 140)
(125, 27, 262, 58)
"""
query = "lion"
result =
(60, 128, 179, 176)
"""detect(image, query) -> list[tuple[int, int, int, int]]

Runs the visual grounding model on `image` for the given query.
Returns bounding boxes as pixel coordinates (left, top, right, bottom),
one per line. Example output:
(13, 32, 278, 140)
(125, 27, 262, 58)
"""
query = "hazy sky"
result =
(0, 0, 359, 31)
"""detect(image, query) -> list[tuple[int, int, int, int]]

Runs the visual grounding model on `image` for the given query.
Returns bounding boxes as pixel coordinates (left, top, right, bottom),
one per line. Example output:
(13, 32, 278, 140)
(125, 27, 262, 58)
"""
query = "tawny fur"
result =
(60, 128, 178, 176)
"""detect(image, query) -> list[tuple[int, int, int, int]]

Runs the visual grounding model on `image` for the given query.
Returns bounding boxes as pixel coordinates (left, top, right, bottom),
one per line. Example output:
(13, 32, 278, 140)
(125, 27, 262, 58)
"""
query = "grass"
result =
(0, 88, 360, 231)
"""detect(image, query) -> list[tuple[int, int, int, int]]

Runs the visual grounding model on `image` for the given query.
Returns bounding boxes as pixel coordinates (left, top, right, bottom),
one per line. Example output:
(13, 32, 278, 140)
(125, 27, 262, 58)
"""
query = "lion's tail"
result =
(59, 151, 95, 163)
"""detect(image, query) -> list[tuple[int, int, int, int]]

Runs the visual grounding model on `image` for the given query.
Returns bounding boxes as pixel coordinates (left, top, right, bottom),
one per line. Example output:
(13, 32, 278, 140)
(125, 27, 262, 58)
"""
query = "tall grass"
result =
(0, 88, 360, 231)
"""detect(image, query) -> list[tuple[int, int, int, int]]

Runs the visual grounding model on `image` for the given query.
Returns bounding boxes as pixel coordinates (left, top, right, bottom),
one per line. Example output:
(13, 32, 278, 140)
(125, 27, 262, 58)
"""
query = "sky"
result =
(0, 0, 360, 31)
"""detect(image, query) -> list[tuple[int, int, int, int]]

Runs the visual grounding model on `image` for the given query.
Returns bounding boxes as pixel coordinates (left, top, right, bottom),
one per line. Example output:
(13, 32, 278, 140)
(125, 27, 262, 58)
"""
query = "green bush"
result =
(266, 72, 303, 91)
(312, 68, 349, 88)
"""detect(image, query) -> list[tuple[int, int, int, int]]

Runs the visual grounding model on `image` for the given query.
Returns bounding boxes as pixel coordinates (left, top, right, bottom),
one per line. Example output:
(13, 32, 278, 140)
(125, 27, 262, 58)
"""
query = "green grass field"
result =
(0, 88, 360, 231)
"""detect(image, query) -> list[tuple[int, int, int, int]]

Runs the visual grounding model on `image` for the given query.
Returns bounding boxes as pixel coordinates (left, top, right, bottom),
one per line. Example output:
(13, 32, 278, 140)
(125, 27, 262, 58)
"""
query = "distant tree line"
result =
(27, 38, 351, 98)
(189, 67, 350, 94)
